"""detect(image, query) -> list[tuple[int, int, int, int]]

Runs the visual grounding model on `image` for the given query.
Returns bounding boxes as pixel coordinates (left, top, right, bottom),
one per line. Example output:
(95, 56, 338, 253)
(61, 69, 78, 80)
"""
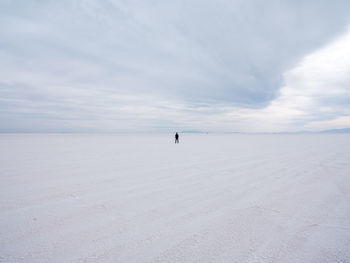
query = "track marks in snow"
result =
(1, 134, 350, 262)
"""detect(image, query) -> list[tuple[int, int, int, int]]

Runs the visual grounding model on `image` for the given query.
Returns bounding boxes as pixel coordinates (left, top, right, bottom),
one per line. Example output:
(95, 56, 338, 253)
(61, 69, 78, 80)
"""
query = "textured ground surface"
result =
(1, 134, 350, 262)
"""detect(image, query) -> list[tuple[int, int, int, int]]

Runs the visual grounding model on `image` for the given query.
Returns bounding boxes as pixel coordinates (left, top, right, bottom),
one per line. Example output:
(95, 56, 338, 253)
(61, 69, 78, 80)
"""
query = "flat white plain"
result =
(1, 134, 350, 263)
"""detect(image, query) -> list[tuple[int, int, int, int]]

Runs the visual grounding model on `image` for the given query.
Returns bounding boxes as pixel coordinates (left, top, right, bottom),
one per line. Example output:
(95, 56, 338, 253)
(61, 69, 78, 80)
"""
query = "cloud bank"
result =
(1, 0, 350, 132)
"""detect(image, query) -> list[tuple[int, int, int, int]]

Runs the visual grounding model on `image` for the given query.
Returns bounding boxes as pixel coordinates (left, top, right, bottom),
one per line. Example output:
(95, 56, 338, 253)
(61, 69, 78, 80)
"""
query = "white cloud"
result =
(230, 27, 350, 132)
(307, 116, 350, 130)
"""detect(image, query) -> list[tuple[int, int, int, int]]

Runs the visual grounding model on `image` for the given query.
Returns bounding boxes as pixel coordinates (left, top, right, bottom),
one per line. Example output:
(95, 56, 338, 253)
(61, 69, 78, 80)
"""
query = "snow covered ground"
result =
(1, 133, 350, 263)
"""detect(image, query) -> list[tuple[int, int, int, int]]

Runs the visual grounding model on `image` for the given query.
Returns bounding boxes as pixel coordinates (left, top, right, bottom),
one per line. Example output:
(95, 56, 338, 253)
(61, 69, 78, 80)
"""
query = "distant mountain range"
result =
(182, 128, 350, 134)
(277, 128, 350, 134)
(181, 130, 204, 133)
(320, 128, 350, 133)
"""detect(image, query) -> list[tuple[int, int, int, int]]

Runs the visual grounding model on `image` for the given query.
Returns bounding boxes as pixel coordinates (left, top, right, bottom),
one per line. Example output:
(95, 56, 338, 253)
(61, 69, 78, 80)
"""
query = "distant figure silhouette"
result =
(175, 132, 179, 144)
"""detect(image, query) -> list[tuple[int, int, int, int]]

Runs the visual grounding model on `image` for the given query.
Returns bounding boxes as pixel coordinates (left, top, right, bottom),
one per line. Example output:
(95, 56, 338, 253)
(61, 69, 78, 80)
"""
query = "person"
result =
(175, 132, 179, 144)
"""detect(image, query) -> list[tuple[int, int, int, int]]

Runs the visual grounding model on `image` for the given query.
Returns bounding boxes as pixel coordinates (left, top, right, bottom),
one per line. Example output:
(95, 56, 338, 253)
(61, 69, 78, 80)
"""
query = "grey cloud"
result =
(1, 0, 350, 132)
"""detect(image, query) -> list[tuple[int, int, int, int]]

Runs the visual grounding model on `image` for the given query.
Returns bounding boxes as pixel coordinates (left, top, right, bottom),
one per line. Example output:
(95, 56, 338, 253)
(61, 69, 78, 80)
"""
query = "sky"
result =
(1, 0, 350, 133)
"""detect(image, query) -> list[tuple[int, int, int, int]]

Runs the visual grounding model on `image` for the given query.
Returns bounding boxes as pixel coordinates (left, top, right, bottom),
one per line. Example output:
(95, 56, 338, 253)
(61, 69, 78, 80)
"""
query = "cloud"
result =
(254, 27, 350, 131)
(198, 26, 350, 132)
(1, 0, 350, 132)
(307, 116, 350, 130)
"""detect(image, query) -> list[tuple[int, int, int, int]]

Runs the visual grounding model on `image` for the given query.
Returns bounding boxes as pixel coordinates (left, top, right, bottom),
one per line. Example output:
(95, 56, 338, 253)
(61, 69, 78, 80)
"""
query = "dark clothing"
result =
(175, 133, 179, 144)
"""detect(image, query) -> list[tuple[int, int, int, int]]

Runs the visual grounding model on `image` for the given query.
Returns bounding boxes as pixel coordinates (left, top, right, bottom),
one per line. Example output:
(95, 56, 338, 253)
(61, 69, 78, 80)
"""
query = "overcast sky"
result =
(1, 0, 350, 132)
